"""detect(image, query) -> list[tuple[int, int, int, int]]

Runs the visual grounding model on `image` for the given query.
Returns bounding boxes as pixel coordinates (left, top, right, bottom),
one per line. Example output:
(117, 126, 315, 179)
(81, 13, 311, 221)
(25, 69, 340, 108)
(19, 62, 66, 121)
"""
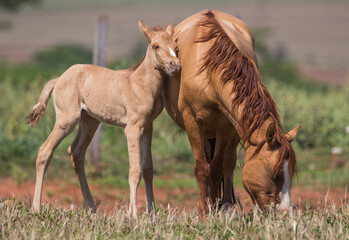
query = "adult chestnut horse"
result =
(162, 10, 301, 211)
(28, 21, 180, 217)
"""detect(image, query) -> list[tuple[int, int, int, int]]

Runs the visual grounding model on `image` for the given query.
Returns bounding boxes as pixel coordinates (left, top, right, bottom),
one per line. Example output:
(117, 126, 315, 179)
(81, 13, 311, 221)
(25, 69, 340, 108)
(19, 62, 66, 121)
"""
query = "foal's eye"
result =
(153, 45, 160, 50)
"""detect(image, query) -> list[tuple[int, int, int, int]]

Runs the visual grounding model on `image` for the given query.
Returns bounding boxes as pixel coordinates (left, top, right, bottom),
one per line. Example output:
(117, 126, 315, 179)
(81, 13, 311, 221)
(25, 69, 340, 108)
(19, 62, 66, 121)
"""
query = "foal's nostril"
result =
(168, 60, 181, 73)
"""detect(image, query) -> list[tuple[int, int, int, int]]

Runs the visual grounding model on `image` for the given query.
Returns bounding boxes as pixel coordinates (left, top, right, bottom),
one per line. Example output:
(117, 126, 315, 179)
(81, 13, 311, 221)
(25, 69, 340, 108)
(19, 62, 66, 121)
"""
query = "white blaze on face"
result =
(168, 47, 176, 57)
(278, 159, 292, 210)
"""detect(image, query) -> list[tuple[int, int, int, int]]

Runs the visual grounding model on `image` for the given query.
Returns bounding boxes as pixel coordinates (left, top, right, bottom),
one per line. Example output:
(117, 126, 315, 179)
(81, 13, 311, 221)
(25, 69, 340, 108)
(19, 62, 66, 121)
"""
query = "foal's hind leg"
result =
(68, 112, 100, 212)
(140, 124, 155, 213)
(32, 118, 79, 211)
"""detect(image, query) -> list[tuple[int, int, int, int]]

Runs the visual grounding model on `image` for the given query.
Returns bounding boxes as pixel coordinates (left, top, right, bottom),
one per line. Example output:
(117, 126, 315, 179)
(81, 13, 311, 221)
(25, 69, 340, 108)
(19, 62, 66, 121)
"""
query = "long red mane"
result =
(196, 11, 296, 179)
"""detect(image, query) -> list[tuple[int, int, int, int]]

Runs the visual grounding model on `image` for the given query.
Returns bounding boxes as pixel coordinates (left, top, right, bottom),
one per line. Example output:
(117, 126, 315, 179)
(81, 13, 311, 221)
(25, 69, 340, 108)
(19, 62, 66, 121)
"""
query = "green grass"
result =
(292, 149, 348, 189)
(1, 198, 348, 239)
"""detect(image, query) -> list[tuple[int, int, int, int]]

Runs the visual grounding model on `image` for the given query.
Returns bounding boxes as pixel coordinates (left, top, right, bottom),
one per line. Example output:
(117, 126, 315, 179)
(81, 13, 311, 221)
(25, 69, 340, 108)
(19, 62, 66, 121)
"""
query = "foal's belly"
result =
(83, 103, 128, 128)
(82, 95, 162, 128)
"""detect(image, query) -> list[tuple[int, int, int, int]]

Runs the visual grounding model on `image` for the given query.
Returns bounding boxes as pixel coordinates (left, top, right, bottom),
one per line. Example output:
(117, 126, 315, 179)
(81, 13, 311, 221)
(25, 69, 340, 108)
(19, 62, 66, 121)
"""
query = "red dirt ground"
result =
(1, 177, 347, 214)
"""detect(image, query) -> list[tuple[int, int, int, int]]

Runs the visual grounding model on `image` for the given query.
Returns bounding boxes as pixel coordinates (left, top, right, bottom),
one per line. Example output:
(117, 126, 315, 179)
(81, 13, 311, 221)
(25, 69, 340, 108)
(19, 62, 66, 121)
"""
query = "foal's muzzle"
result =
(168, 60, 181, 74)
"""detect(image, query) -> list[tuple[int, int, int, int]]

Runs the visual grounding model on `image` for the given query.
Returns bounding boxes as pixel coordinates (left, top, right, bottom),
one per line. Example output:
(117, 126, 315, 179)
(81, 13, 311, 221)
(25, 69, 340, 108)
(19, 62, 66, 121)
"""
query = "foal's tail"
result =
(28, 78, 57, 126)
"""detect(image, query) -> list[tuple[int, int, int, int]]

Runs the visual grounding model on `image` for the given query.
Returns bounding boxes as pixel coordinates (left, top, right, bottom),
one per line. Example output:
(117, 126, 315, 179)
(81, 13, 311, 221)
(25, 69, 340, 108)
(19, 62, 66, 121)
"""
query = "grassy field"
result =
(1, 198, 348, 239)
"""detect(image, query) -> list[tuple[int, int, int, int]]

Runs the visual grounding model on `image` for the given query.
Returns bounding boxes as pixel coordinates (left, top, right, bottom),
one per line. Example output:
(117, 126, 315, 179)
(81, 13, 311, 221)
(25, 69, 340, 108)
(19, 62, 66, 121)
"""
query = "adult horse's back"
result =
(162, 10, 301, 211)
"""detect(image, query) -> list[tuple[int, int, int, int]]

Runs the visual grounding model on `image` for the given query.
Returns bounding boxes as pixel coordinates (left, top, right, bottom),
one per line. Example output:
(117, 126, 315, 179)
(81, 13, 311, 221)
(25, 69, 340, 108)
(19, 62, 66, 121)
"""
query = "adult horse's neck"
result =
(217, 79, 277, 149)
(194, 10, 281, 150)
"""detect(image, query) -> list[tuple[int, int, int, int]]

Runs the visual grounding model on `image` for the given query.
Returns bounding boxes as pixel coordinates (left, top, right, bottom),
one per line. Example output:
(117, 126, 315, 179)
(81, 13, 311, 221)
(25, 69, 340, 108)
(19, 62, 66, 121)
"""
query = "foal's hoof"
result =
(31, 206, 41, 213)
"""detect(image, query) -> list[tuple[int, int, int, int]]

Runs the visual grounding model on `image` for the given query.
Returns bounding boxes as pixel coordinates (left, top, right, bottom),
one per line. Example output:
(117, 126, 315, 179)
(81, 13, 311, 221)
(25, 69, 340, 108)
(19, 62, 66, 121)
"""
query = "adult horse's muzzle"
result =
(276, 159, 292, 211)
(242, 159, 293, 211)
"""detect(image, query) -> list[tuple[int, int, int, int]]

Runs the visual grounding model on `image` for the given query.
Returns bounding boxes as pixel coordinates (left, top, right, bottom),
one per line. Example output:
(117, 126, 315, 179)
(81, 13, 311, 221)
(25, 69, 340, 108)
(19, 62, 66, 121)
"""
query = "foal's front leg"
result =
(125, 124, 143, 217)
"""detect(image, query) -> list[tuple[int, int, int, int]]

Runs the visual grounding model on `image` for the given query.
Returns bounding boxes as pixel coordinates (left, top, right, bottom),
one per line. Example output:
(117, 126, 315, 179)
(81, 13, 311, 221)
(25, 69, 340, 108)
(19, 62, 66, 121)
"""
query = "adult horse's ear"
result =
(266, 123, 277, 147)
(285, 125, 301, 142)
(139, 20, 154, 42)
(166, 22, 174, 37)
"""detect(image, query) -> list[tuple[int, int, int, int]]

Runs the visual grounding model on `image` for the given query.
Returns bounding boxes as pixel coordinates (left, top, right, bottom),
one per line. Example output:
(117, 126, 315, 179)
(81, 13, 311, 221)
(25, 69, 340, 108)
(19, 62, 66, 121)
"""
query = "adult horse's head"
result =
(242, 123, 301, 210)
(139, 21, 181, 76)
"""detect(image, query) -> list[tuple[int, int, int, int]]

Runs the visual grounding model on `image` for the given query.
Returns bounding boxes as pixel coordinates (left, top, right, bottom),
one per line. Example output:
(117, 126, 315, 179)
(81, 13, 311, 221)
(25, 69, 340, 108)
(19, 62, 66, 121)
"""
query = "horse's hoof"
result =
(221, 202, 233, 210)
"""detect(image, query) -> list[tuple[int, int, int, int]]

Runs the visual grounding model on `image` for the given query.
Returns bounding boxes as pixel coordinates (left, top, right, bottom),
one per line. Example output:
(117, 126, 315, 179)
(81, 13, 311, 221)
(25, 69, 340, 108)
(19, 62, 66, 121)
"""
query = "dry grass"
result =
(1, 197, 348, 239)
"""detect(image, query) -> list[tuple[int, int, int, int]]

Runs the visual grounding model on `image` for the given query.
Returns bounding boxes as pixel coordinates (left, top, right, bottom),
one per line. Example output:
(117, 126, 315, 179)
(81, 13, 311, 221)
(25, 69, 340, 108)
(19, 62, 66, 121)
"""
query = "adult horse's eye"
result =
(274, 171, 284, 184)
(275, 174, 282, 181)
(153, 45, 160, 50)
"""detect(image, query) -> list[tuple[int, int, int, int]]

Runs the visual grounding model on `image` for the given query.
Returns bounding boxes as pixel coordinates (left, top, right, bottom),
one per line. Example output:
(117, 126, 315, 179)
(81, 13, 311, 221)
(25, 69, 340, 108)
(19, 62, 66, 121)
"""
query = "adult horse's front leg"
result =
(125, 124, 143, 218)
(140, 124, 155, 213)
(182, 110, 210, 212)
(222, 133, 240, 207)
(208, 131, 233, 207)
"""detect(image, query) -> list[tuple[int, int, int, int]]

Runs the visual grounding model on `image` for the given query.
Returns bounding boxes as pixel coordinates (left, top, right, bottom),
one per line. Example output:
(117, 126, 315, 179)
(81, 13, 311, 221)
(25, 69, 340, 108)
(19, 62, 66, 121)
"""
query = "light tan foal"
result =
(28, 21, 180, 217)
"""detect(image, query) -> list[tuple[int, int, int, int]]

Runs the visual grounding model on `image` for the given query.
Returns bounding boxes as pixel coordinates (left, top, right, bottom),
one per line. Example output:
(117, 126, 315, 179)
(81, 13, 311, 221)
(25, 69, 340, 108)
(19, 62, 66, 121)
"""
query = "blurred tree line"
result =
(0, 0, 40, 11)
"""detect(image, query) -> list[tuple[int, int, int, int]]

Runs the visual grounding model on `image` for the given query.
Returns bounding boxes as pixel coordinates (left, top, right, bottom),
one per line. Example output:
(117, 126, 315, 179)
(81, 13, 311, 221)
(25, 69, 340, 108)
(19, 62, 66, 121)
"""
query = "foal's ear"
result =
(285, 125, 301, 142)
(266, 123, 277, 147)
(139, 20, 154, 42)
(166, 22, 174, 37)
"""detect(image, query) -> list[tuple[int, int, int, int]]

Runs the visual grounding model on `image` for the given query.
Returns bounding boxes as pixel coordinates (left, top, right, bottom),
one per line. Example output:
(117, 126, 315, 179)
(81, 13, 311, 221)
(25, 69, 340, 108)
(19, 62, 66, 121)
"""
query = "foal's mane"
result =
(197, 11, 296, 178)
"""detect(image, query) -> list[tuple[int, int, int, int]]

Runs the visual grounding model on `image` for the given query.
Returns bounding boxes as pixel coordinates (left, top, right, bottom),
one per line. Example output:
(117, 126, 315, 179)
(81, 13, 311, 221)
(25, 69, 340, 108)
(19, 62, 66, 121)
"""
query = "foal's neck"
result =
(132, 45, 164, 89)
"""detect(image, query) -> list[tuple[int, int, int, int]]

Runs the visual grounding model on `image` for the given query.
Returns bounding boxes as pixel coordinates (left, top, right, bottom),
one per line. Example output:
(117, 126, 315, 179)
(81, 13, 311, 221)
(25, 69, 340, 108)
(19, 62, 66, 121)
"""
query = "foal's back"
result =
(54, 64, 134, 127)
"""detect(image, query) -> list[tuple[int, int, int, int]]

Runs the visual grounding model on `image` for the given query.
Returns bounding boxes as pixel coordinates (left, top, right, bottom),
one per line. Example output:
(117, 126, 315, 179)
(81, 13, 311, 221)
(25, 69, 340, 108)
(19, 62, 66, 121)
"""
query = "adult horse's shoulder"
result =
(209, 10, 257, 64)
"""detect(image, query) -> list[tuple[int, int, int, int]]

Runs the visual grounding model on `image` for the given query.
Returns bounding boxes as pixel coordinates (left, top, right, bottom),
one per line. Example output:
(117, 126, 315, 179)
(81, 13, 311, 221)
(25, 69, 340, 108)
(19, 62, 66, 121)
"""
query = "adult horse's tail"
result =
(28, 78, 57, 126)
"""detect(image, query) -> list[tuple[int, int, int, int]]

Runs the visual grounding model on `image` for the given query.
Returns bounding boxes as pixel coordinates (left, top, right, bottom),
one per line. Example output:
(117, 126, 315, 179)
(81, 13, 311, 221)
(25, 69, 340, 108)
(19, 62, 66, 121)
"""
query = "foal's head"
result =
(139, 21, 181, 75)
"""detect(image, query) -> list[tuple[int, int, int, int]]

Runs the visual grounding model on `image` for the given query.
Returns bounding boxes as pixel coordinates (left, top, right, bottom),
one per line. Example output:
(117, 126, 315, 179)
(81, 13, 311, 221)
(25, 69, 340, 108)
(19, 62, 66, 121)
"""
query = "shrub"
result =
(34, 44, 92, 69)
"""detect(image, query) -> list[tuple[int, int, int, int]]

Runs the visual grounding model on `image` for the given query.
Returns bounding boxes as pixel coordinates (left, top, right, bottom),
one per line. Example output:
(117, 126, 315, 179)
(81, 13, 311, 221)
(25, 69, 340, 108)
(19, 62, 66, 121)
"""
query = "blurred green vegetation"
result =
(0, 31, 348, 190)
(0, 0, 41, 12)
(34, 44, 92, 69)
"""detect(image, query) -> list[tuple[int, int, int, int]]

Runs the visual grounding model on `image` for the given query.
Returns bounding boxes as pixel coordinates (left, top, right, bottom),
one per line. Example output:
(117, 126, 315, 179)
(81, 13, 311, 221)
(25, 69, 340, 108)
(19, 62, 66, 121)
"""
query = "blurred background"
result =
(0, 0, 348, 211)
